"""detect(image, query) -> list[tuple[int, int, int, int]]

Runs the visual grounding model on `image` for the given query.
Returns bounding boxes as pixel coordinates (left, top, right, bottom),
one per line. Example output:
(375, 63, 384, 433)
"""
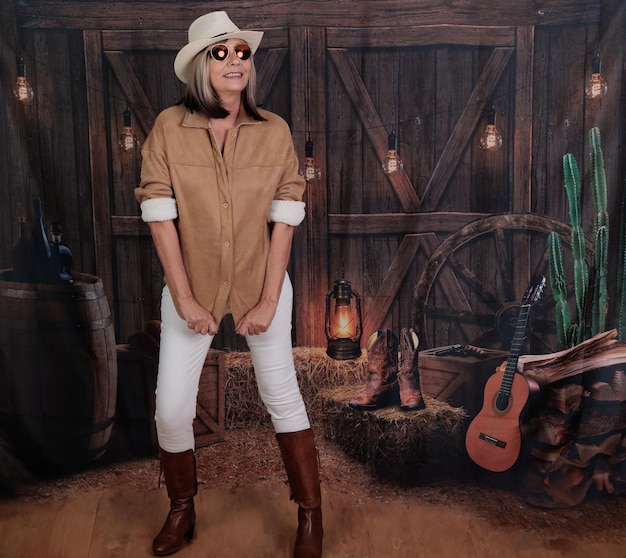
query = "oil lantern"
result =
(325, 279, 362, 360)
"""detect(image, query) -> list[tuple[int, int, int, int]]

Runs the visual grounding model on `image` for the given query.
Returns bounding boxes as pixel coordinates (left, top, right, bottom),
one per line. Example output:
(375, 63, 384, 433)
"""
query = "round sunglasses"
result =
(210, 43, 252, 62)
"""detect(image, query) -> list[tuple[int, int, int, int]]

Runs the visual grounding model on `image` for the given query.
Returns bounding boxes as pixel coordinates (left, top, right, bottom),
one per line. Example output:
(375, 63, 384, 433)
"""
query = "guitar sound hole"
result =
(494, 391, 511, 414)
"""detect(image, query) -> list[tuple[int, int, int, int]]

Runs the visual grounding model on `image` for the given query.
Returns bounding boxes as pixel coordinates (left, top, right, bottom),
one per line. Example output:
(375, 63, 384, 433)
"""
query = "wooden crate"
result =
(115, 332, 225, 452)
(193, 349, 226, 448)
(419, 346, 508, 416)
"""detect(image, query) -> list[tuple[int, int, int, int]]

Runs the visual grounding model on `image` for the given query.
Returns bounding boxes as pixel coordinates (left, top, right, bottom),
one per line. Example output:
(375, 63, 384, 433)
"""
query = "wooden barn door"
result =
(320, 25, 534, 348)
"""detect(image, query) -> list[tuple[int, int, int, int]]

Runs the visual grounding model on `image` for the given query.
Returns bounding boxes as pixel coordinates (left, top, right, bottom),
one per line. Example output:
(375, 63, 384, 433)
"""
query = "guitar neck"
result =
(499, 304, 531, 395)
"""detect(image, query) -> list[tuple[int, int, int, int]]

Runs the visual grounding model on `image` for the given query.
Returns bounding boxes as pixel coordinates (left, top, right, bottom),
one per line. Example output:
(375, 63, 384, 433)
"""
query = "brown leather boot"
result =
(398, 328, 426, 411)
(276, 429, 323, 558)
(152, 448, 197, 556)
(348, 329, 399, 410)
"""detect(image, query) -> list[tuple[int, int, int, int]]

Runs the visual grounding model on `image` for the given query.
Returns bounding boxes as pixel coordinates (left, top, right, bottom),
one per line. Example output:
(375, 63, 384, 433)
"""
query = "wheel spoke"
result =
(448, 255, 501, 312)
(494, 228, 515, 301)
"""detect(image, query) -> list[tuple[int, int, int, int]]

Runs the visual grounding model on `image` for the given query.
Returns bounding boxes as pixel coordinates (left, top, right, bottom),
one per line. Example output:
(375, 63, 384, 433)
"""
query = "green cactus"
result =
(563, 153, 589, 330)
(589, 127, 609, 335)
(548, 153, 589, 346)
(548, 231, 574, 346)
(547, 127, 613, 347)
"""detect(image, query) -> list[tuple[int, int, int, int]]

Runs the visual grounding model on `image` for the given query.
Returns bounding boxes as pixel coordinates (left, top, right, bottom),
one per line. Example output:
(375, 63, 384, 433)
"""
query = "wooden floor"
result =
(1, 482, 626, 558)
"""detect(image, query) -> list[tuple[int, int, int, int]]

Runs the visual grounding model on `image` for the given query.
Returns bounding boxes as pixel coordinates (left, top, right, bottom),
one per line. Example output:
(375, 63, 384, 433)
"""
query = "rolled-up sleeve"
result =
(267, 199, 306, 225)
(267, 124, 306, 226)
(135, 117, 178, 222)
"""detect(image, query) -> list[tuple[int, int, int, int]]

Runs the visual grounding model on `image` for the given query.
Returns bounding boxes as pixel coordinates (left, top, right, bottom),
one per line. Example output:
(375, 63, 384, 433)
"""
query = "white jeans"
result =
(155, 274, 310, 453)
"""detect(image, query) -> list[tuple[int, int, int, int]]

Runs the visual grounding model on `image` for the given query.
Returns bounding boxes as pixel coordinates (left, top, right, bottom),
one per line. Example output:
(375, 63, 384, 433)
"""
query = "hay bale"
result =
(224, 348, 368, 428)
(319, 385, 468, 483)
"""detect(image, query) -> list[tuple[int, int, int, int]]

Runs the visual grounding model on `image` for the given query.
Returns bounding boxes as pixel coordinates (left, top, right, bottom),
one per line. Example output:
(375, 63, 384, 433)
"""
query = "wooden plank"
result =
(32, 30, 83, 264)
(47, 492, 101, 558)
(111, 215, 150, 236)
(84, 30, 115, 307)
(255, 48, 287, 106)
(325, 38, 366, 339)
(421, 47, 514, 212)
(362, 45, 402, 332)
(195, 404, 220, 433)
(361, 234, 421, 340)
(0, 492, 100, 558)
(327, 25, 516, 48)
(329, 48, 420, 212)
(304, 25, 329, 347)
(0, 0, 43, 242)
(434, 44, 474, 210)
(101, 28, 289, 51)
(290, 26, 328, 347)
(15, 1, 601, 30)
(511, 27, 534, 296)
(544, 26, 587, 228)
(104, 51, 157, 135)
(586, 0, 625, 327)
(512, 26, 534, 213)
(289, 26, 310, 347)
(328, 212, 487, 235)
(89, 490, 166, 557)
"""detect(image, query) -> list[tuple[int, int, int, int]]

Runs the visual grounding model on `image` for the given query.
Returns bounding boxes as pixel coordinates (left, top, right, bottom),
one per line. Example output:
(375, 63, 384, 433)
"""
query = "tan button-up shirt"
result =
(135, 104, 306, 322)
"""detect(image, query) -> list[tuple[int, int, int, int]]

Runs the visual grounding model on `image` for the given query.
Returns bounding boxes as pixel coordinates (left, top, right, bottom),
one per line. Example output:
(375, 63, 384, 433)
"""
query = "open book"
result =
(517, 329, 626, 386)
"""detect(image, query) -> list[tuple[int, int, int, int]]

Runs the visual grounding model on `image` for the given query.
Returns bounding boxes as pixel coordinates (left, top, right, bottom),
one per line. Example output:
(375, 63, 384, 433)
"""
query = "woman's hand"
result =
(147, 220, 218, 336)
(178, 295, 219, 336)
(235, 300, 277, 336)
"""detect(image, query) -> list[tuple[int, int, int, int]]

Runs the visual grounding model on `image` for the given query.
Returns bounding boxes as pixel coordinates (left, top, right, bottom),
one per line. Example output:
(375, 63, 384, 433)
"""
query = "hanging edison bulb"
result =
(585, 53, 608, 100)
(13, 60, 34, 104)
(300, 135, 321, 183)
(479, 106, 503, 152)
(119, 107, 140, 153)
(382, 130, 403, 175)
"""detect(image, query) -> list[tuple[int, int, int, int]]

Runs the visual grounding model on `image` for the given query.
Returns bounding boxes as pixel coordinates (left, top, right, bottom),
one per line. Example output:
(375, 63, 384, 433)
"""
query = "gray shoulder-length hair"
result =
(181, 46, 266, 121)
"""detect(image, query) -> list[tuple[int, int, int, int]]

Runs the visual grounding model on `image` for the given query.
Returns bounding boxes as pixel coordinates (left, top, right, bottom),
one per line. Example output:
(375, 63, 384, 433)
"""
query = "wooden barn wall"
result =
(1, 0, 625, 351)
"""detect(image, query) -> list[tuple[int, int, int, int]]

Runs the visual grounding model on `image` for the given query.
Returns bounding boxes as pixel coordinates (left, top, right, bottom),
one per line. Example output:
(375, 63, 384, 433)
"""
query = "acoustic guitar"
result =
(465, 276, 546, 472)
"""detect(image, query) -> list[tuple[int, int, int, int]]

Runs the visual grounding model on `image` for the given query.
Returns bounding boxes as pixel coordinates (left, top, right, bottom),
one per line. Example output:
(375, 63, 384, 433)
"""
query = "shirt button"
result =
(224, 241, 230, 247)
(222, 202, 228, 209)
(231, 131, 237, 137)
(223, 281, 229, 287)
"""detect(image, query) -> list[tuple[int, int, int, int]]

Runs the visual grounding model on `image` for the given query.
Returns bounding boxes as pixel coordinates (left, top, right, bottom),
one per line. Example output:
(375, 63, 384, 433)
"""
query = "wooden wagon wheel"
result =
(413, 213, 594, 353)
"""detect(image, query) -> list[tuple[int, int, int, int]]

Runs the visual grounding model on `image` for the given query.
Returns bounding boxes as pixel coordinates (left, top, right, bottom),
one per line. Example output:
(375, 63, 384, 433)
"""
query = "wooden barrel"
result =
(0, 271, 117, 472)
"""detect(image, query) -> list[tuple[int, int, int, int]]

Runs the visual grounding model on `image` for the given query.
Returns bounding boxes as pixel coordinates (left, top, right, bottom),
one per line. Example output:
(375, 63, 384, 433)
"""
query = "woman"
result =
(135, 11, 322, 558)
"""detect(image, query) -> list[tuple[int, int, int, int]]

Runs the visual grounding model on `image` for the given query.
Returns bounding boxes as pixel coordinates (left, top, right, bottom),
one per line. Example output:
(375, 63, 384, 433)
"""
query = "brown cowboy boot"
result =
(152, 448, 197, 556)
(276, 428, 323, 558)
(398, 328, 426, 411)
(349, 329, 399, 410)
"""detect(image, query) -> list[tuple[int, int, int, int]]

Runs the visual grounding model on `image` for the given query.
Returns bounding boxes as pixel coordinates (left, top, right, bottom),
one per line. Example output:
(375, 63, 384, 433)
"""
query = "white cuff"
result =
(140, 198, 178, 222)
(267, 200, 306, 226)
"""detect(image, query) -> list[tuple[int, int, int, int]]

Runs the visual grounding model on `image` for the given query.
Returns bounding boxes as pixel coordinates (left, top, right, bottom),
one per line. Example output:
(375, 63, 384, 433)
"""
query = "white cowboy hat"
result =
(174, 11, 264, 84)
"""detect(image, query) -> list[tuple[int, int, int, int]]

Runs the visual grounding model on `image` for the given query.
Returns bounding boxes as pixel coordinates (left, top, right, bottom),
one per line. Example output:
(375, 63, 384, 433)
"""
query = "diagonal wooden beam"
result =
(255, 48, 287, 106)
(84, 30, 114, 307)
(104, 51, 157, 136)
(362, 234, 422, 339)
(328, 48, 421, 212)
(421, 47, 514, 211)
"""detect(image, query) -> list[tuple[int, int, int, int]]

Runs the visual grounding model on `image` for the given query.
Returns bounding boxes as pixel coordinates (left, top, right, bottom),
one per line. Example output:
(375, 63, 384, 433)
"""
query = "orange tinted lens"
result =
(234, 44, 251, 60)
(210, 44, 229, 61)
